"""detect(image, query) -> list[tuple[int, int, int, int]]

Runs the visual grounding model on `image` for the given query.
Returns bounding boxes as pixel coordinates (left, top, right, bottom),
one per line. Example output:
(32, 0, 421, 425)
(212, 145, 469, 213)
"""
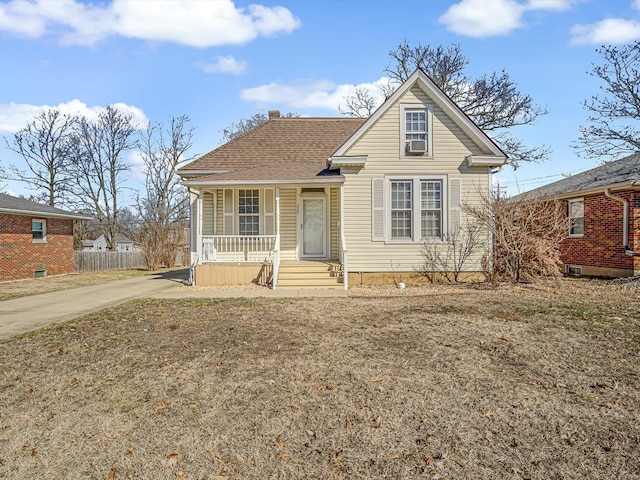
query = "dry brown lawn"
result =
(0, 279, 639, 479)
(0, 269, 161, 302)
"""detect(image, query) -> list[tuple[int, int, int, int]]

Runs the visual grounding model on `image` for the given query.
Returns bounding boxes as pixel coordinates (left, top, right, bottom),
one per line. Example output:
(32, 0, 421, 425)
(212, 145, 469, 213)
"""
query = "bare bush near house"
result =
(421, 220, 483, 283)
(467, 193, 570, 283)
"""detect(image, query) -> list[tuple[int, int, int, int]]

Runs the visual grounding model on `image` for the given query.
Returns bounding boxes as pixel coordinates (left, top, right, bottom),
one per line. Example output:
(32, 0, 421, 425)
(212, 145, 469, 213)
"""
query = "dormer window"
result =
(400, 104, 433, 157)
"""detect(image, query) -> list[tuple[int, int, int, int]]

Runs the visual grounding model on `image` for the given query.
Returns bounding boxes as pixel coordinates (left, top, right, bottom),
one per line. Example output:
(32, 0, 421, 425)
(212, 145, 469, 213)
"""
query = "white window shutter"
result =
(371, 178, 385, 241)
(449, 178, 461, 239)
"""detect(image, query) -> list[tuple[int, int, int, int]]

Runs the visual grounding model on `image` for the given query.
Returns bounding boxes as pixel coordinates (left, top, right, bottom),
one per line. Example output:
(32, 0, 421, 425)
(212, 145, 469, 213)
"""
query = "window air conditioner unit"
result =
(406, 139, 427, 154)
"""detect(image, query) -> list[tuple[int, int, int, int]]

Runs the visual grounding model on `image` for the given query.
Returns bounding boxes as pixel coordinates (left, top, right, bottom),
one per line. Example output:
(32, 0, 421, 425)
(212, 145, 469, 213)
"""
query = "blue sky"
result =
(1, 0, 639, 202)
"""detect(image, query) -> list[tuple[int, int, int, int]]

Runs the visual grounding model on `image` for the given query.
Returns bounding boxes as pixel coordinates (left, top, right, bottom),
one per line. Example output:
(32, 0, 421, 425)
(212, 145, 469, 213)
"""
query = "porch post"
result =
(275, 187, 280, 234)
(340, 183, 348, 290)
(196, 190, 203, 264)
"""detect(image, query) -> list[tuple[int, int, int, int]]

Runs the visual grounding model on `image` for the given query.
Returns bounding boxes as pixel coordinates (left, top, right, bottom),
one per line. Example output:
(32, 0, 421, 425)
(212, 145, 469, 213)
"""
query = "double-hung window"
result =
(568, 198, 584, 236)
(391, 181, 413, 239)
(387, 177, 445, 241)
(400, 104, 433, 156)
(238, 189, 259, 236)
(32, 219, 46, 242)
(421, 181, 442, 238)
(405, 110, 427, 142)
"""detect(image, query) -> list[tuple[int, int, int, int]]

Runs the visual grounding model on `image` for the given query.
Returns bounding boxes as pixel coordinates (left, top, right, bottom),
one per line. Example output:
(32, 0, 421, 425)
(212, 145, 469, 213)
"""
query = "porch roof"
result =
(179, 117, 366, 184)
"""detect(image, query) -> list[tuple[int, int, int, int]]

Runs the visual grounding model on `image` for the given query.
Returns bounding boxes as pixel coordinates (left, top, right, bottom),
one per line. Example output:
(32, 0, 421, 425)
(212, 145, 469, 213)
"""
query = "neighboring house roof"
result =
(0, 193, 92, 220)
(179, 117, 366, 185)
(94, 233, 133, 243)
(520, 153, 640, 199)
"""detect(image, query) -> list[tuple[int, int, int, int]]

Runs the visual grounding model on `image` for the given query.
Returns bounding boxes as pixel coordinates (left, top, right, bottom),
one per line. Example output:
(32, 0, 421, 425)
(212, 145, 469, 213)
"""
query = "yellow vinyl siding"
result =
(341, 85, 492, 272)
(202, 192, 215, 236)
(279, 188, 297, 260)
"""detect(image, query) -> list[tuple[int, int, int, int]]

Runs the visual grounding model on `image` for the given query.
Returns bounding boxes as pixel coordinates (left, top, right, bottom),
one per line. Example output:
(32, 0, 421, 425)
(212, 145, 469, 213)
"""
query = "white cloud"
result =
(525, 0, 574, 11)
(439, 0, 525, 37)
(439, 0, 579, 37)
(197, 55, 248, 75)
(0, 0, 301, 47)
(240, 77, 394, 112)
(0, 99, 149, 134)
(570, 18, 640, 45)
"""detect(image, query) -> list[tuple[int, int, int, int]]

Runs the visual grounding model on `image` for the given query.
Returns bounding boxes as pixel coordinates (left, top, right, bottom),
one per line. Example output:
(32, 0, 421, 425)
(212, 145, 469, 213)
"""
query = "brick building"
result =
(0, 193, 91, 281)
(522, 153, 640, 278)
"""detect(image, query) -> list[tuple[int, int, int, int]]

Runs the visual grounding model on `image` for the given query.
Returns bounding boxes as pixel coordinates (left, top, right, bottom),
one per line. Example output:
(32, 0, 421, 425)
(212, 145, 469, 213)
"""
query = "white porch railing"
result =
(202, 235, 277, 263)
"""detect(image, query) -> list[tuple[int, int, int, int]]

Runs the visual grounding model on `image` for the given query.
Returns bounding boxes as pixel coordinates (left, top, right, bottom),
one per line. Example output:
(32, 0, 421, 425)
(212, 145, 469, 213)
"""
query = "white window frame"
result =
(568, 198, 584, 237)
(32, 219, 46, 243)
(238, 189, 260, 236)
(400, 104, 434, 158)
(386, 175, 446, 243)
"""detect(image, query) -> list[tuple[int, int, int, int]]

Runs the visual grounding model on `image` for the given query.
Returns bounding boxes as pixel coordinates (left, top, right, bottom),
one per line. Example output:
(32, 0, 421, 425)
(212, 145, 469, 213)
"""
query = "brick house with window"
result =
(178, 69, 507, 288)
(0, 193, 91, 281)
(521, 153, 640, 277)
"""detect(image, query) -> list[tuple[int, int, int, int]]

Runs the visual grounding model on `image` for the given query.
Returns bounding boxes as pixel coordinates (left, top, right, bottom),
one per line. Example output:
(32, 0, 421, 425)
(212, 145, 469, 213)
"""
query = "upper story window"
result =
(405, 111, 427, 141)
(568, 198, 584, 236)
(400, 104, 433, 156)
(238, 189, 260, 236)
(32, 219, 46, 243)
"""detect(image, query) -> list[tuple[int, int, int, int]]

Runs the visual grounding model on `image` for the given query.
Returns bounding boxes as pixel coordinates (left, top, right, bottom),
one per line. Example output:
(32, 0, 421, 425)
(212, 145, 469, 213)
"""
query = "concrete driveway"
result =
(0, 269, 188, 340)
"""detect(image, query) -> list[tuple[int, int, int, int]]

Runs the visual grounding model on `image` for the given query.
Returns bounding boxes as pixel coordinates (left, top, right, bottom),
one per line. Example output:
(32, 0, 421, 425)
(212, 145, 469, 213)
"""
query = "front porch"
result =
(189, 185, 348, 289)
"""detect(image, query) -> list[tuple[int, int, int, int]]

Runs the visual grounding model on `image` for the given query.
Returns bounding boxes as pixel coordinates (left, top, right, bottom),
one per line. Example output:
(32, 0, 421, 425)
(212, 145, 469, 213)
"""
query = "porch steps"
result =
(276, 261, 344, 289)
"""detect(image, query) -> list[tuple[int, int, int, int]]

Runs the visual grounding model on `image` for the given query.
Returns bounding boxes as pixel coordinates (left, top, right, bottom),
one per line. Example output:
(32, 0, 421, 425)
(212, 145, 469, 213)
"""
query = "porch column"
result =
(275, 188, 280, 234)
(196, 190, 203, 263)
(340, 183, 348, 290)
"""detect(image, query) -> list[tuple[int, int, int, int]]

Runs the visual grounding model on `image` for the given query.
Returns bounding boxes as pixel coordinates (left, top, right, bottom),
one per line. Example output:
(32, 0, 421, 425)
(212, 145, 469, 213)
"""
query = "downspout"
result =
(604, 188, 634, 256)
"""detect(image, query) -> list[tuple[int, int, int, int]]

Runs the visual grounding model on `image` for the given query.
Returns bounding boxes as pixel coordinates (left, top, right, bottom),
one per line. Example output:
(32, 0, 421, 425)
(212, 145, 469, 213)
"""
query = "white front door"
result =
(301, 197, 326, 258)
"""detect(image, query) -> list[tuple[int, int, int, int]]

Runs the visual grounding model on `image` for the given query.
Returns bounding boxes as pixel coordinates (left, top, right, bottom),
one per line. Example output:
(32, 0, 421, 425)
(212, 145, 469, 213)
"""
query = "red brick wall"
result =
(561, 191, 639, 272)
(0, 213, 75, 281)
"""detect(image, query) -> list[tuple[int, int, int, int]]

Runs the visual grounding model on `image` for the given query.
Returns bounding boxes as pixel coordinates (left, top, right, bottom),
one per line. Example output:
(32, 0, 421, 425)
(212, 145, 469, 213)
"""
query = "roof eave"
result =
(466, 155, 509, 168)
(525, 180, 640, 200)
(0, 208, 93, 221)
(328, 155, 368, 170)
(181, 177, 345, 187)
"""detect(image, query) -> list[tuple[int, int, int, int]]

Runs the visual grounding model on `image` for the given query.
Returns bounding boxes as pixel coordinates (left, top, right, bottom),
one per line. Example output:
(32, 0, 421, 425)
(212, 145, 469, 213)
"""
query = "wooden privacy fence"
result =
(74, 251, 146, 272)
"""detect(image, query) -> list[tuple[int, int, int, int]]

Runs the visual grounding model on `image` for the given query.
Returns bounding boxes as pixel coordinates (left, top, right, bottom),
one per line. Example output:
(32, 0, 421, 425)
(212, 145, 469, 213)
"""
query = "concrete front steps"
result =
(276, 260, 344, 290)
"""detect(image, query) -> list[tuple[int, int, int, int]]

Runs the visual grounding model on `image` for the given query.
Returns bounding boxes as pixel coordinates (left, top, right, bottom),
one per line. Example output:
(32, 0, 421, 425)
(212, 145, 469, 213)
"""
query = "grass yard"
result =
(0, 269, 164, 302)
(0, 279, 639, 479)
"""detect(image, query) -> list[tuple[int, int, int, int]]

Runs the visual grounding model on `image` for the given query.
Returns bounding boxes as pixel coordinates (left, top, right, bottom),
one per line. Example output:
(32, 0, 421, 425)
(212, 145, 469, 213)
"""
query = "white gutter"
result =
(604, 188, 634, 256)
(0, 208, 92, 221)
(181, 178, 345, 187)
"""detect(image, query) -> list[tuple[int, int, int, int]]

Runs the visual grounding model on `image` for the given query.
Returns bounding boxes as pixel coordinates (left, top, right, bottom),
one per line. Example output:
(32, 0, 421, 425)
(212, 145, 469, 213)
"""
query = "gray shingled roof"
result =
(179, 117, 367, 184)
(0, 193, 92, 220)
(521, 153, 640, 198)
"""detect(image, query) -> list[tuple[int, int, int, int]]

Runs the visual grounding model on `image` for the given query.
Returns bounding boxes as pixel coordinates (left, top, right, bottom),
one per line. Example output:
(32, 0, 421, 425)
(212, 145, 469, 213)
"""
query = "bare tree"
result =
(467, 193, 570, 283)
(69, 106, 137, 251)
(576, 41, 640, 160)
(135, 115, 195, 270)
(339, 86, 382, 117)
(4, 109, 74, 206)
(221, 111, 298, 143)
(341, 41, 550, 167)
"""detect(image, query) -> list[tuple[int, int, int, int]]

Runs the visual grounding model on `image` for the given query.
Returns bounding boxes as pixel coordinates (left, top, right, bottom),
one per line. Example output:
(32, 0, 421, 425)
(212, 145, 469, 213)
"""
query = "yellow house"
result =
(178, 69, 507, 289)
